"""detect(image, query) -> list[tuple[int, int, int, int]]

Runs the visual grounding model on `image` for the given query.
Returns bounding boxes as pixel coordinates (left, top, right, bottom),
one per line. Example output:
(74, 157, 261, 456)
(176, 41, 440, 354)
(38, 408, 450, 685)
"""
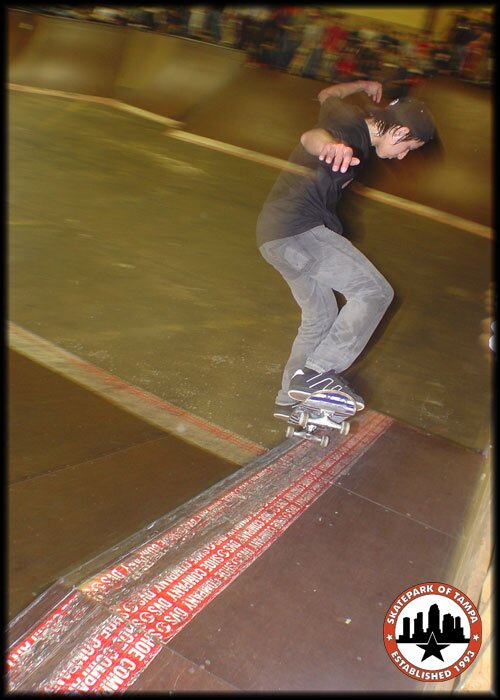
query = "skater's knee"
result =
(353, 279, 393, 313)
(378, 279, 394, 308)
(365, 277, 394, 307)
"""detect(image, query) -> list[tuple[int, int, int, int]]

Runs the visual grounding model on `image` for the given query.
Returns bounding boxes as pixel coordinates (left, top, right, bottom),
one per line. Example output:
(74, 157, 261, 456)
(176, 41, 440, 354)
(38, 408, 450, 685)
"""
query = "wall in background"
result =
(335, 5, 429, 31)
(332, 5, 493, 39)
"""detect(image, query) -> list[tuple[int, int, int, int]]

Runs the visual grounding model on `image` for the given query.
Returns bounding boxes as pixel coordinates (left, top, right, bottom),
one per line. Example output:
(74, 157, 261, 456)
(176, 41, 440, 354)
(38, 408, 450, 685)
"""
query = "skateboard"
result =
(285, 389, 357, 448)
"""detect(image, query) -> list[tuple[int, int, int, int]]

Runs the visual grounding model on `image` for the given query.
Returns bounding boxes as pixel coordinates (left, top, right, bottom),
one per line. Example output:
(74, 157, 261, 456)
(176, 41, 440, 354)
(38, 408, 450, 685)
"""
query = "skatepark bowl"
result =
(8, 9, 493, 693)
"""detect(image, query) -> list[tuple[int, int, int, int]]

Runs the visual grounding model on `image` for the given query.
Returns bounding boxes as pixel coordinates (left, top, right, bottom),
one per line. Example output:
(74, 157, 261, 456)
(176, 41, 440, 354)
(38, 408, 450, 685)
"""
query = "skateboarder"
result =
(256, 79, 436, 419)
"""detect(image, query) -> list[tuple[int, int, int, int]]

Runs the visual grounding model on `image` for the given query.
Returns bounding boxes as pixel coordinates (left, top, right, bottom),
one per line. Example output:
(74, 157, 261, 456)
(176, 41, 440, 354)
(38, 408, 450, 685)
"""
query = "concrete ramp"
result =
(8, 13, 126, 97)
(8, 10, 245, 116)
(8, 10, 41, 64)
(182, 66, 331, 160)
(112, 33, 246, 121)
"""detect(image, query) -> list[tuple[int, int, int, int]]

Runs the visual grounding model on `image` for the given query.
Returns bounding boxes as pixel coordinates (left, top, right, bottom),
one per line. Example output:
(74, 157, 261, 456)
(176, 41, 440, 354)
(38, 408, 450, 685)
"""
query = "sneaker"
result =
(288, 368, 365, 410)
(273, 401, 300, 420)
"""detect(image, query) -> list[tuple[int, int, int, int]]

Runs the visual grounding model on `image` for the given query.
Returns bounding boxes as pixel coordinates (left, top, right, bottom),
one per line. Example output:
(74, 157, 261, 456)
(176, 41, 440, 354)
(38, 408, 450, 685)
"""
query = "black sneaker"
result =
(288, 368, 365, 410)
(273, 402, 300, 420)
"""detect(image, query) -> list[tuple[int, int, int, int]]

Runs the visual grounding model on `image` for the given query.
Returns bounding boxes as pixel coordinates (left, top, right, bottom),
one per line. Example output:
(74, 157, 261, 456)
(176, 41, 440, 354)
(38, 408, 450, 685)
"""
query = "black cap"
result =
(372, 97, 436, 142)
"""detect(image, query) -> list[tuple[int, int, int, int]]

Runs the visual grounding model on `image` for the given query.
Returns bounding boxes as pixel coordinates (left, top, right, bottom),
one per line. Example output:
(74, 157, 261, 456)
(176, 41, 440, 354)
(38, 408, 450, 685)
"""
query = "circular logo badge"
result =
(384, 582, 482, 682)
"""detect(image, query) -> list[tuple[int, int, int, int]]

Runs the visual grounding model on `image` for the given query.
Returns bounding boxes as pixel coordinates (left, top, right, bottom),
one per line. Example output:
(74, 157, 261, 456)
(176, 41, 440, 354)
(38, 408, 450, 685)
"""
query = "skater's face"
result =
(375, 126, 424, 160)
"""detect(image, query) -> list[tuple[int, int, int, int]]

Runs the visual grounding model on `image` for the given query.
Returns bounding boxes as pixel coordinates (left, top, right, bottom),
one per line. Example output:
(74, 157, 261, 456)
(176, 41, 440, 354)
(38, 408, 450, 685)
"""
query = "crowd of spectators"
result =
(16, 5, 494, 90)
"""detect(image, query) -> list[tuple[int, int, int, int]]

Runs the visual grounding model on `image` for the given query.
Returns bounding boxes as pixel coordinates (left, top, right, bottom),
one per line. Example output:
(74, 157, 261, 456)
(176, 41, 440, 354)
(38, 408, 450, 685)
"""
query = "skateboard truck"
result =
(285, 389, 357, 447)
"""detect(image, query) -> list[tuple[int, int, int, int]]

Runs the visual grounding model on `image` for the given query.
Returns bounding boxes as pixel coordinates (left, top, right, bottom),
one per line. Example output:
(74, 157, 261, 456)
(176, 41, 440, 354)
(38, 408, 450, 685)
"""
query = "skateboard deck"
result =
(285, 389, 357, 447)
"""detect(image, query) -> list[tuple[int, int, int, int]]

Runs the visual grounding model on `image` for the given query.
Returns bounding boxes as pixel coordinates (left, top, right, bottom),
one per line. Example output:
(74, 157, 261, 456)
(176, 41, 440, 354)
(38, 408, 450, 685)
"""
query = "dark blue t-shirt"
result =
(256, 96, 371, 244)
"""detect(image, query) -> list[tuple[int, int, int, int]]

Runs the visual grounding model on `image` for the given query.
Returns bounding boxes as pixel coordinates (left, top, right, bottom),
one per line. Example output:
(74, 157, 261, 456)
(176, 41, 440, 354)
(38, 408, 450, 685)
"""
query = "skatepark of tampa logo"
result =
(383, 582, 482, 682)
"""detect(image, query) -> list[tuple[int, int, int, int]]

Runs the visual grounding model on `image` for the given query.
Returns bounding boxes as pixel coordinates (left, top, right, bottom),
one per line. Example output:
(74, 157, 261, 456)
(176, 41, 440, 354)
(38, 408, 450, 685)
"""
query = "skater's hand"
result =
(318, 142, 360, 173)
(362, 80, 383, 103)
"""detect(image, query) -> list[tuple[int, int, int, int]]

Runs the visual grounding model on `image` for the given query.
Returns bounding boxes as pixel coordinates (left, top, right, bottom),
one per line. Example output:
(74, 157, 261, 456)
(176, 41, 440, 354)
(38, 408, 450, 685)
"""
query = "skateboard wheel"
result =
(296, 410, 309, 428)
(286, 425, 295, 439)
(340, 421, 350, 436)
(320, 435, 330, 448)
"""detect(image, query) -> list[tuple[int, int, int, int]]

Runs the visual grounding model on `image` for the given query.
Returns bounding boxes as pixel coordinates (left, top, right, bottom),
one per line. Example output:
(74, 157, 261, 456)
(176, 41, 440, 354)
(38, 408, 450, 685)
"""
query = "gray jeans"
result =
(259, 226, 394, 405)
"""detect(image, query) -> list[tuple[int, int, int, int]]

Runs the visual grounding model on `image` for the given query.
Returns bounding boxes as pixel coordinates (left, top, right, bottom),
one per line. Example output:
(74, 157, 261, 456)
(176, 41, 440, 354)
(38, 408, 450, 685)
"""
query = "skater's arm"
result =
(300, 128, 360, 172)
(303, 80, 381, 171)
(318, 79, 382, 104)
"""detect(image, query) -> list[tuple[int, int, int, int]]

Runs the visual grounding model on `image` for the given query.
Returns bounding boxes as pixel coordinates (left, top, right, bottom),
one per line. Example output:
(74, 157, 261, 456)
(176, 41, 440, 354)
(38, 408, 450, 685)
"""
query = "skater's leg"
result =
(278, 274, 338, 403)
(303, 227, 394, 374)
(259, 235, 338, 404)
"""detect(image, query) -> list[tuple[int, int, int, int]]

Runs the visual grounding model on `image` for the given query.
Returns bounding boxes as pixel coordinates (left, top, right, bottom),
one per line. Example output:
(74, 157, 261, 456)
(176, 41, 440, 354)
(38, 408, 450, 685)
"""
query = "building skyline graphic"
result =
(397, 603, 470, 644)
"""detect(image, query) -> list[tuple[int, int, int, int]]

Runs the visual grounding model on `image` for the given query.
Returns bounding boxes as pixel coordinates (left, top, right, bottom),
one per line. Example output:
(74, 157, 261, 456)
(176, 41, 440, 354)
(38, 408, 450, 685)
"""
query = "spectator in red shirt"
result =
(319, 14, 348, 80)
